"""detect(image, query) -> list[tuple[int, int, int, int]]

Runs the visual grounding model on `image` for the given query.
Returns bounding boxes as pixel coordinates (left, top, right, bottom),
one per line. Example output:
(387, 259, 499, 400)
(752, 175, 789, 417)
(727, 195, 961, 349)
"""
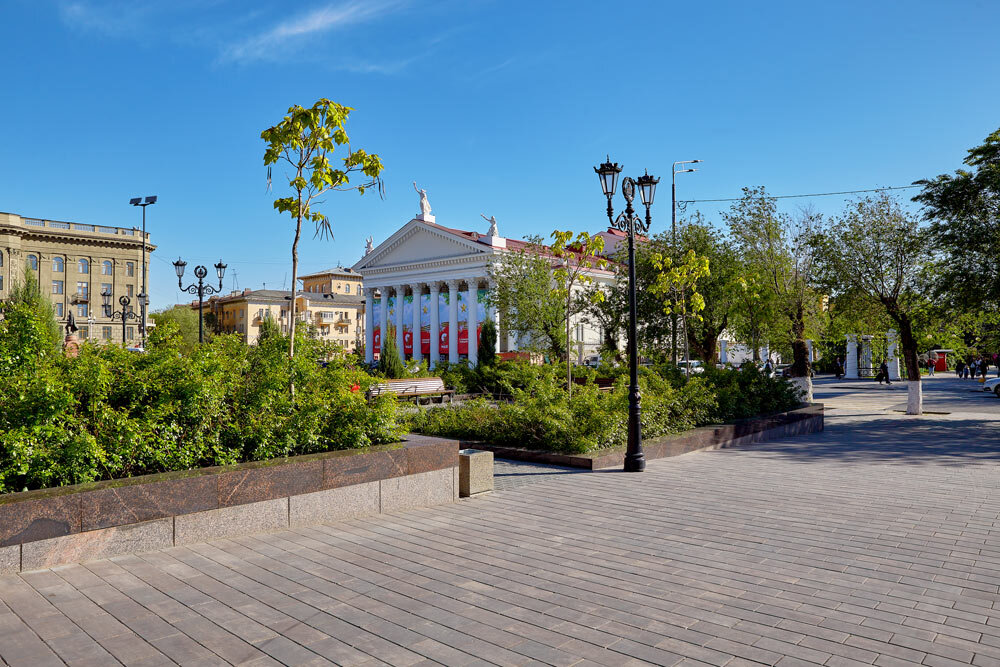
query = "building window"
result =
(55, 302, 64, 317)
(52, 280, 64, 294)
(53, 257, 64, 272)
(357, 285, 361, 295)
(102, 326, 112, 340)
(126, 326, 134, 340)
(0, 252, 3, 267)
(77, 282, 88, 298)
(0, 276, 3, 290)
(79, 326, 88, 340)
(78, 258, 89, 274)
(102, 260, 113, 275)
(126, 262, 134, 277)
(77, 303, 88, 317)
(28, 254, 38, 271)
(102, 283, 112, 299)
(127, 284, 134, 298)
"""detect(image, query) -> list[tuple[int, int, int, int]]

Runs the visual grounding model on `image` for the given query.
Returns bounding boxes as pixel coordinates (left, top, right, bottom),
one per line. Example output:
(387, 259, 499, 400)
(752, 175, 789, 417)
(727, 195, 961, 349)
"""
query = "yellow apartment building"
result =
(299, 266, 363, 297)
(0, 211, 154, 344)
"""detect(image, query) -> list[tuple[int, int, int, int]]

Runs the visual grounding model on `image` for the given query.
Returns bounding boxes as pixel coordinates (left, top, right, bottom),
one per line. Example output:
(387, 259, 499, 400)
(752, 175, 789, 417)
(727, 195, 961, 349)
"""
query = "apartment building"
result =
(0, 211, 154, 344)
(299, 266, 363, 296)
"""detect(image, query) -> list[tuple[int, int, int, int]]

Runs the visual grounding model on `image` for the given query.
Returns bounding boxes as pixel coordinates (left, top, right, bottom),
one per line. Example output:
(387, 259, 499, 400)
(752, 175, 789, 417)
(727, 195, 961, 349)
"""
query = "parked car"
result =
(677, 360, 705, 374)
(983, 377, 1000, 397)
(583, 354, 601, 368)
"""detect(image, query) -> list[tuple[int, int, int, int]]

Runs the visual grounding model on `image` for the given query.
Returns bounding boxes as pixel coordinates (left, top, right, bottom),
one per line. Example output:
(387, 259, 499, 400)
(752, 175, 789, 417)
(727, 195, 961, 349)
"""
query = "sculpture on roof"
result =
(413, 181, 432, 217)
(480, 214, 499, 237)
(364, 235, 374, 256)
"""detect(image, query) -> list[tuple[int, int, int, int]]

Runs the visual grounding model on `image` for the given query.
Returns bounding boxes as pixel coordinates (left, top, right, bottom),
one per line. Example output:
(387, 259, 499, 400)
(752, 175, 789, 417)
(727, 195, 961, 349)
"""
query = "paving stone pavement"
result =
(492, 458, 587, 491)
(2, 383, 1000, 666)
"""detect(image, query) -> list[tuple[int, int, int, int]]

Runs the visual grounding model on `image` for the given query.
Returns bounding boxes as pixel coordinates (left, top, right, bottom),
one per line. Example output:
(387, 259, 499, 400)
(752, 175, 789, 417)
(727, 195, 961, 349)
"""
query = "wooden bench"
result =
(571, 376, 616, 392)
(369, 377, 456, 405)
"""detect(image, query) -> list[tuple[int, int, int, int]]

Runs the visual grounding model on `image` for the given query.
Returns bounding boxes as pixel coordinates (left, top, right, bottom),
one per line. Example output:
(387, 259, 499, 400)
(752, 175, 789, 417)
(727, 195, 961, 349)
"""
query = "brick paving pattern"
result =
(2, 380, 1000, 665)
(492, 458, 587, 491)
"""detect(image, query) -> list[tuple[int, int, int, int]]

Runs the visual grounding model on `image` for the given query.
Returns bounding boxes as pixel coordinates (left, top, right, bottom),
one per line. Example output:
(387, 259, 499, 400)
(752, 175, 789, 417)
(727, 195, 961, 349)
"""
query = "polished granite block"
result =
(81, 476, 218, 531)
(323, 448, 407, 489)
(406, 438, 457, 475)
(288, 482, 379, 527)
(0, 545, 19, 575)
(21, 519, 173, 572)
(218, 459, 324, 508)
(174, 498, 288, 546)
(0, 495, 81, 547)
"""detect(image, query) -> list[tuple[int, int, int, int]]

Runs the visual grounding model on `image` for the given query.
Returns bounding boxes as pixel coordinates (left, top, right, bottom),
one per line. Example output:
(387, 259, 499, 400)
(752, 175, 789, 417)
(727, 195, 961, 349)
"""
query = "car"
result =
(984, 377, 1000, 397)
(583, 354, 601, 368)
(677, 360, 705, 374)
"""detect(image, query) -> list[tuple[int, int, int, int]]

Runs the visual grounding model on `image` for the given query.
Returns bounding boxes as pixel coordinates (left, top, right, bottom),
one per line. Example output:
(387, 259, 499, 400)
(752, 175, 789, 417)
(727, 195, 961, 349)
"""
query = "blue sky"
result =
(2, 0, 998, 310)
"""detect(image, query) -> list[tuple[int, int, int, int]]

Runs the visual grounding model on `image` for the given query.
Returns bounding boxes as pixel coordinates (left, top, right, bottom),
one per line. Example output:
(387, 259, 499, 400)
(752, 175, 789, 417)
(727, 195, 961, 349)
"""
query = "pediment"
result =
(354, 220, 488, 271)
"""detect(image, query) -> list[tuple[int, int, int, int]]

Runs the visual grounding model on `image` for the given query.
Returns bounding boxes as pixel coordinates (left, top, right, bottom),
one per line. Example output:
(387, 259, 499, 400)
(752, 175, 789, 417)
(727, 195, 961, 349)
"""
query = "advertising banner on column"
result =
(456, 288, 488, 355)
(438, 290, 450, 355)
(420, 293, 431, 355)
(372, 298, 381, 353)
(477, 288, 486, 351)
(386, 295, 396, 347)
(402, 294, 413, 355)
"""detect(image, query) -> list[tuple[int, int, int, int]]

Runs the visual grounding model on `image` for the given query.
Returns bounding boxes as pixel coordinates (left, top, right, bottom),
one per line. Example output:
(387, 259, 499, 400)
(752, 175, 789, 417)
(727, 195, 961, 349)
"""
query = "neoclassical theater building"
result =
(353, 197, 616, 367)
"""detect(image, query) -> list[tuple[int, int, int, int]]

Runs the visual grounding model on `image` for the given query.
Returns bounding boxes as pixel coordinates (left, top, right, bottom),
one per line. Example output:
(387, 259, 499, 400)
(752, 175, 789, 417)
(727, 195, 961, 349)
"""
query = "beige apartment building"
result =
(299, 266, 363, 296)
(198, 288, 364, 351)
(0, 211, 153, 344)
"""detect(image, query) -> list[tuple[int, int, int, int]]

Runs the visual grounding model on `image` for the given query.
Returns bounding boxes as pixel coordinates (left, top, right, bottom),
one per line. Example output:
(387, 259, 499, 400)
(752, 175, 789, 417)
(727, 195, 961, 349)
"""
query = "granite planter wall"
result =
(459, 403, 824, 470)
(0, 434, 458, 575)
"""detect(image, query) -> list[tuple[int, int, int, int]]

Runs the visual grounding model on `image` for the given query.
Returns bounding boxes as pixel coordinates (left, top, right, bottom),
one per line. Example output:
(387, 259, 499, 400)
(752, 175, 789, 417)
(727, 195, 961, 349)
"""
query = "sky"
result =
(2, 0, 999, 310)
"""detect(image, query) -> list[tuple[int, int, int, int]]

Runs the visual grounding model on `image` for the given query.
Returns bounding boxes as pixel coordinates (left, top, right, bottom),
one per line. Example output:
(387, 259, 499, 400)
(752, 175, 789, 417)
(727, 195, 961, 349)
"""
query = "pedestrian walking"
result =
(956, 360, 965, 377)
(834, 356, 844, 380)
(927, 358, 935, 376)
(876, 360, 892, 385)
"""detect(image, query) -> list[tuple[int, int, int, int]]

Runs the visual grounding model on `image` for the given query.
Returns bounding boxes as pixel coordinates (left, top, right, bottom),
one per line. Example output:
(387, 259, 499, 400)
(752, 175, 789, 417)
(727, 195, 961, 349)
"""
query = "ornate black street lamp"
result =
(174, 258, 226, 343)
(594, 157, 659, 472)
(102, 289, 139, 344)
(129, 195, 156, 347)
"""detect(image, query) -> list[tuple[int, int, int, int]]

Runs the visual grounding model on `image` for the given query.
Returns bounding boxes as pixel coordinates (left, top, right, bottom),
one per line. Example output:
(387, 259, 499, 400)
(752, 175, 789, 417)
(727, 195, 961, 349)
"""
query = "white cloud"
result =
(221, 0, 409, 64)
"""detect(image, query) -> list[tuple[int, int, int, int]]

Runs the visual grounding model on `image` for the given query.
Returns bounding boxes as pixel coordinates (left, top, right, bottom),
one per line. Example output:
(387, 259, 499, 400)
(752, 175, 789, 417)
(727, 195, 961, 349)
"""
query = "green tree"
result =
(913, 127, 1000, 312)
(261, 98, 384, 369)
(1, 264, 62, 371)
(150, 305, 206, 353)
(550, 230, 608, 392)
(477, 318, 497, 367)
(649, 249, 711, 376)
(812, 193, 931, 414)
(378, 325, 405, 379)
(728, 266, 783, 363)
(727, 187, 818, 388)
(488, 236, 566, 360)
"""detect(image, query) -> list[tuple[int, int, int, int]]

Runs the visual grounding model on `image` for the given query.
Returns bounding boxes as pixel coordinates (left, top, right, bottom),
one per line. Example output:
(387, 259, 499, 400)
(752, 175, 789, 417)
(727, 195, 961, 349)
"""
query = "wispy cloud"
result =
(58, 0, 155, 36)
(220, 0, 409, 64)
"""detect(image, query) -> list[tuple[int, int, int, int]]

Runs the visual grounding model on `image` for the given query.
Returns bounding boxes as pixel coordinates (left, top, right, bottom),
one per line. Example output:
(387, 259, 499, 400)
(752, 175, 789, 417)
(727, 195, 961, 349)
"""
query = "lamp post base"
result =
(623, 452, 646, 472)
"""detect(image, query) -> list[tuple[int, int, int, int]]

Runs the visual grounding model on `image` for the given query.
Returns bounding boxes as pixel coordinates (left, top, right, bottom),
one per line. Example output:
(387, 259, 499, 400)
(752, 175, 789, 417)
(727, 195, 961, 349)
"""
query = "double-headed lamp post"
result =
(173, 258, 226, 343)
(102, 289, 139, 344)
(594, 157, 659, 473)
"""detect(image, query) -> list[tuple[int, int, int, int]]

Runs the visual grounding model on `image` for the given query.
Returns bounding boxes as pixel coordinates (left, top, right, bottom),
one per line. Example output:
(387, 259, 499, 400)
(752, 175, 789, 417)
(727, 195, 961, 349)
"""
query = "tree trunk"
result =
(566, 297, 572, 397)
(789, 304, 810, 377)
(896, 311, 922, 415)
(288, 199, 303, 399)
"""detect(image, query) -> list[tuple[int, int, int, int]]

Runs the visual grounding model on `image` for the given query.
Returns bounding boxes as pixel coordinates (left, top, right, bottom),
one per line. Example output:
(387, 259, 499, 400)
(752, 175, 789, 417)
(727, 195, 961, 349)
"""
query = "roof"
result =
(191, 289, 363, 308)
(298, 266, 362, 280)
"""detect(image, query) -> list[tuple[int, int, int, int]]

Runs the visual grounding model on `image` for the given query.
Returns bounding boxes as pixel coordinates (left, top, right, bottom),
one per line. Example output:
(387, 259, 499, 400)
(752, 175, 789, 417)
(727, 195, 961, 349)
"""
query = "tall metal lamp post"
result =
(594, 157, 659, 472)
(173, 258, 226, 343)
(670, 161, 701, 364)
(129, 196, 156, 347)
(102, 289, 139, 344)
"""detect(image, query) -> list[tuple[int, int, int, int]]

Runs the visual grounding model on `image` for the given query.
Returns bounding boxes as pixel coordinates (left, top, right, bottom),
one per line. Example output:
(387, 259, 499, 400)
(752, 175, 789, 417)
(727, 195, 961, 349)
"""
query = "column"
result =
(429, 282, 441, 368)
(805, 339, 814, 364)
(486, 277, 500, 353)
(411, 283, 423, 364)
(719, 339, 728, 365)
(887, 329, 901, 380)
(447, 279, 460, 364)
(845, 334, 858, 379)
(379, 287, 389, 361)
(467, 277, 479, 367)
(364, 287, 375, 364)
(394, 284, 405, 362)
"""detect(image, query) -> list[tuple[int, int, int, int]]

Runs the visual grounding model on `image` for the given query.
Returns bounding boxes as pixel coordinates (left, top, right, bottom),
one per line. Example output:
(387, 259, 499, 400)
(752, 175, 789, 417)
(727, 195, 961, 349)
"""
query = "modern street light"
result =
(594, 157, 659, 473)
(670, 160, 702, 364)
(102, 288, 139, 344)
(173, 257, 226, 343)
(130, 195, 156, 348)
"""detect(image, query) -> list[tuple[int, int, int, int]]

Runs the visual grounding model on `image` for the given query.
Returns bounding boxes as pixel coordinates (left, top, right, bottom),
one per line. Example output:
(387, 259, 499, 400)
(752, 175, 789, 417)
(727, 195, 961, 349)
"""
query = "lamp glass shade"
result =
(594, 158, 622, 197)
(637, 171, 660, 207)
(101, 288, 112, 307)
(214, 260, 227, 281)
(173, 258, 186, 278)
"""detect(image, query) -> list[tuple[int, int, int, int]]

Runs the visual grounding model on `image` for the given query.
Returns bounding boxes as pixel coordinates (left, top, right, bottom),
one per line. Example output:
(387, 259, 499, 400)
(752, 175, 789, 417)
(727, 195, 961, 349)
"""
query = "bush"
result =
(0, 310, 405, 494)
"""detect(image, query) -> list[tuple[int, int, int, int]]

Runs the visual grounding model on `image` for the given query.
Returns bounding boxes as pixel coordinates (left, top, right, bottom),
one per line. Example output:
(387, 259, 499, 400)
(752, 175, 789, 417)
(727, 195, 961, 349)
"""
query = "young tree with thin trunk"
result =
(811, 192, 930, 414)
(261, 99, 384, 387)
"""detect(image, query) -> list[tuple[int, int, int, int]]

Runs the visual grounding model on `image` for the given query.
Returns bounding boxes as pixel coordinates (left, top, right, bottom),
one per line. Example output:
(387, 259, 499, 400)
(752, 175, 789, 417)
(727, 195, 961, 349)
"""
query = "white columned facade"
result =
(394, 284, 405, 361)
(887, 329, 901, 380)
(411, 283, 423, 363)
(845, 334, 858, 379)
(447, 279, 460, 364)
(467, 277, 479, 367)
(364, 287, 375, 364)
(378, 287, 389, 360)
(429, 282, 441, 368)
(486, 278, 500, 353)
